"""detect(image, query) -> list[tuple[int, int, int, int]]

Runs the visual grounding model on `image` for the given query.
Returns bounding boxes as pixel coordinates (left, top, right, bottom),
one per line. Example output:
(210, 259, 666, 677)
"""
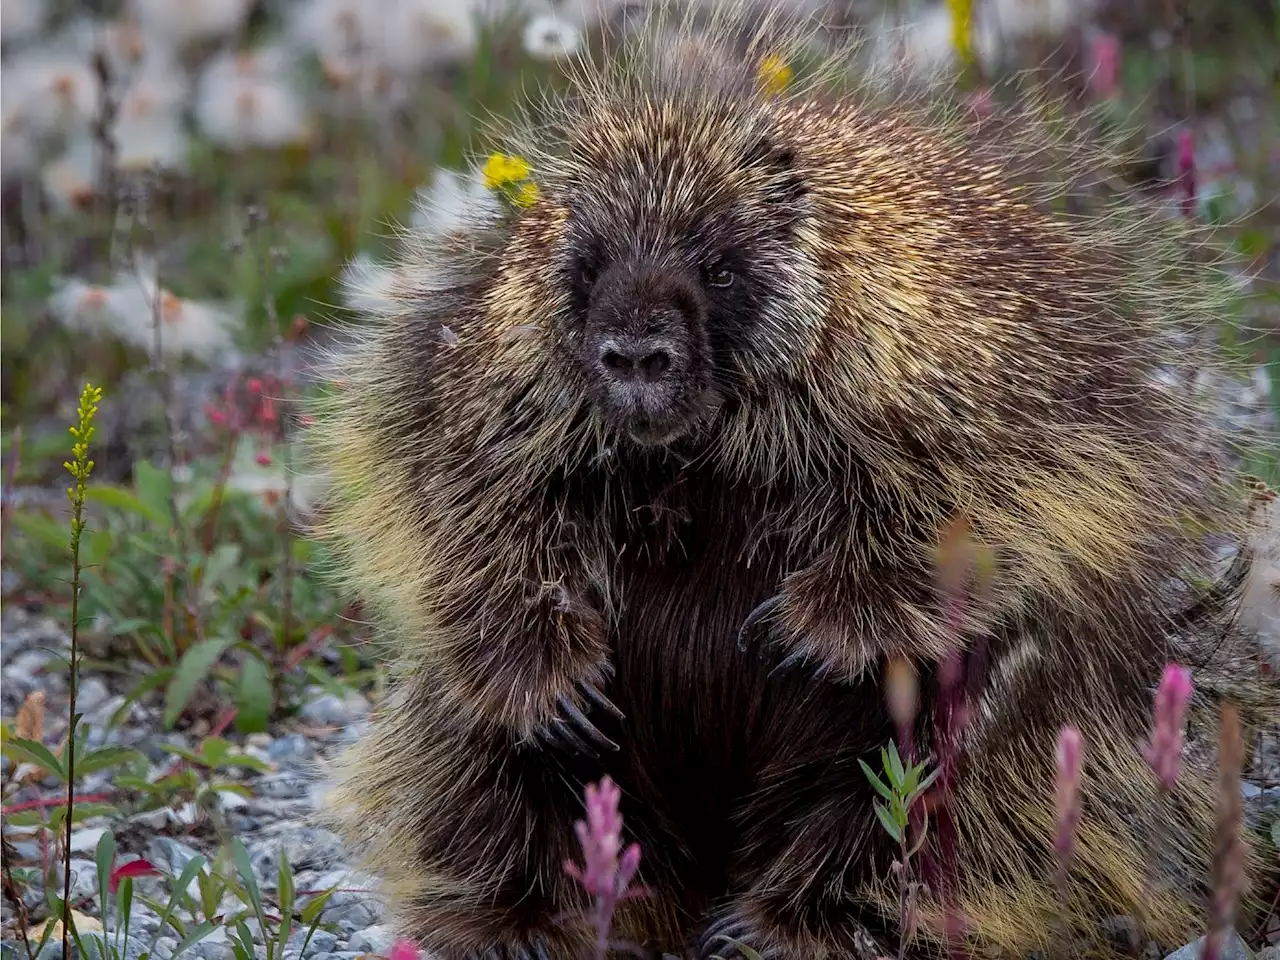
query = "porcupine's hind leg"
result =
(322, 674, 623, 960)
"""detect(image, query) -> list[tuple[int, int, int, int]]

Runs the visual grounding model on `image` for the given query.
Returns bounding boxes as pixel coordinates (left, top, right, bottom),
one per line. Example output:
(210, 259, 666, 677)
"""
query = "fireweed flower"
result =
(1142, 663, 1193, 791)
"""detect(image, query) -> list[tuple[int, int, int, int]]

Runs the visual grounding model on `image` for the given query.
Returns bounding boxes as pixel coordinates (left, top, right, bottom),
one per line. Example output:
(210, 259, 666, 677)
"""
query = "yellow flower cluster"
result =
(948, 0, 975, 69)
(64, 382, 102, 543)
(757, 54, 792, 96)
(483, 152, 538, 208)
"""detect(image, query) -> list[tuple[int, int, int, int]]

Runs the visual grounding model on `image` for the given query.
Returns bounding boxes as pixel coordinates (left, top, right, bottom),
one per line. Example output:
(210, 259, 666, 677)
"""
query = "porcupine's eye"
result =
(704, 261, 734, 289)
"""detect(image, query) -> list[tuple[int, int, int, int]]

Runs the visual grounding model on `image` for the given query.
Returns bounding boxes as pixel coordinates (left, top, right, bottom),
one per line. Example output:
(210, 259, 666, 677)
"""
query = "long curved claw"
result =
(533, 675, 624, 758)
(736, 594, 784, 654)
(535, 715, 600, 759)
(558, 696, 620, 753)
(579, 677, 625, 722)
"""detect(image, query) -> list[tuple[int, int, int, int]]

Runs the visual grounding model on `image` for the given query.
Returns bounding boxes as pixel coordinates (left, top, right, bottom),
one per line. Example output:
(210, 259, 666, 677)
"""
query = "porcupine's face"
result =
(552, 98, 812, 448)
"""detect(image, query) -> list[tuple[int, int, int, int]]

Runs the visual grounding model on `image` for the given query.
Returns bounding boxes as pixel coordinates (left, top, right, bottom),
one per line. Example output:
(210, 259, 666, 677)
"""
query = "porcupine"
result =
(305, 6, 1279, 958)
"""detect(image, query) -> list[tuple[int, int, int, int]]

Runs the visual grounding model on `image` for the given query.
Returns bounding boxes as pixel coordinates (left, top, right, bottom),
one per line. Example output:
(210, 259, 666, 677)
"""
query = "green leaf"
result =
(277, 850, 295, 938)
(4, 811, 49, 828)
(199, 736, 231, 769)
(234, 656, 273, 734)
(885, 740, 906, 788)
(858, 758, 894, 802)
(78, 746, 146, 777)
(298, 887, 334, 928)
(163, 636, 234, 728)
(11, 512, 71, 554)
(116, 876, 135, 950)
(234, 920, 257, 960)
(3, 737, 66, 781)
(170, 922, 217, 960)
(229, 836, 269, 944)
(70, 803, 123, 823)
(85, 485, 168, 526)
(709, 936, 766, 960)
(873, 801, 903, 843)
(114, 669, 176, 727)
(143, 851, 205, 958)
(133, 461, 174, 527)
(95, 830, 117, 932)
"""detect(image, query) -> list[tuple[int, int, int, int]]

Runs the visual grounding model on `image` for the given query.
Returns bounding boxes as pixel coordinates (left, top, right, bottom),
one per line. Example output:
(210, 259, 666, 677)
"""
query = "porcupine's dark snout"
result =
(583, 258, 712, 445)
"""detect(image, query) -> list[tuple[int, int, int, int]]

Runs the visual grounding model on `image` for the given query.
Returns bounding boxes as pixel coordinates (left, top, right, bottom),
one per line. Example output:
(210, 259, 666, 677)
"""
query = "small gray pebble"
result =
(153, 938, 178, 960)
(76, 677, 111, 714)
(1163, 932, 1251, 960)
(346, 925, 393, 956)
(287, 930, 339, 958)
(268, 734, 314, 763)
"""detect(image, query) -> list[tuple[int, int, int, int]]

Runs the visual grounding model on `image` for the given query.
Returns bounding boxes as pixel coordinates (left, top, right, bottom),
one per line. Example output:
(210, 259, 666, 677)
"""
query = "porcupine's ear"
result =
(743, 133, 807, 209)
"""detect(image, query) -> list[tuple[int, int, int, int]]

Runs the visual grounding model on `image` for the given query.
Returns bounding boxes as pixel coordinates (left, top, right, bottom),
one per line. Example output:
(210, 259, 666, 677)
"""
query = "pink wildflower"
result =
(564, 776, 643, 958)
(1176, 129, 1197, 218)
(1088, 32, 1121, 99)
(1143, 663, 1193, 792)
(1053, 726, 1084, 868)
(255, 451, 272, 466)
(385, 939, 419, 960)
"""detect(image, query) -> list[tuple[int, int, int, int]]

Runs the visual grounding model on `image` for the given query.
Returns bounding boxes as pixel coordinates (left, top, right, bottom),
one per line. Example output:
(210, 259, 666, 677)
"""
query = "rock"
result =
(1162, 932, 1251, 960)
(75, 678, 110, 714)
(147, 837, 208, 897)
(254, 773, 312, 801)
(249, 827, 345, 883)
(25, 935, 149, 960)
(346, 926, 394, 956)
(186, 926, 237, 960)
(68, 827, 109, 855)
(287, 929, 338, 957)
(267, 734, 314, 764)
(299, 692, 369, 726)
(153, 938, 178, 960)
(55, 858, 99, 901)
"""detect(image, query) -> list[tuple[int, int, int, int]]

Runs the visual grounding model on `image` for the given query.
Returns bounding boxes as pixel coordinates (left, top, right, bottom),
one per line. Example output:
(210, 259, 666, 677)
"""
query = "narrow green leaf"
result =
(234, 919, 257, 960)
(873, 801, 903, 842)
(163, 636, 234, 728)
(133, 461, 174, 526)
(78, 746, 146, 777)
(886, 740, 906, 787)
(95, 830, 117, 934)
(85, 485, 167, 526)
(4, 811, 49, 828)
(276, 851, 295, 954)
(710, 936, 766, 960)
(70, 803, 122, 823)
(3, 737, 66, 781)
(297, 889, 335, 957)
(234, 656, 273, 735)
(229, 836, 269, 942)
(170, 922, 217, 960)
(298, 888, 334, 927)
(858, 758, 894, 802)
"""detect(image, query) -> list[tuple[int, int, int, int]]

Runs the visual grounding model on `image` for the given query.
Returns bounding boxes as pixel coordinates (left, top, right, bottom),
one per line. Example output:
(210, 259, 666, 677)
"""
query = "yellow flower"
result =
(948, 0, 974, 69)
(483, 152, 531, 190)
(513, 181, 539, 207)
(757, 54, 792, 96)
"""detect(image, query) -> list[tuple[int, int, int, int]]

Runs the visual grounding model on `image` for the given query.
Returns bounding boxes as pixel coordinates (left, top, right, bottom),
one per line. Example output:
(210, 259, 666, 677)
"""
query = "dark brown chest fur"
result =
(574, 454, 895, 917)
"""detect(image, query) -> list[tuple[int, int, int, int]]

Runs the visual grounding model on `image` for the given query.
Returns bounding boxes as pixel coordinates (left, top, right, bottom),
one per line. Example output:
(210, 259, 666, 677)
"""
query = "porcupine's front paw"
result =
(531, 660, 625, 759)
(736, 564, 943, 684)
